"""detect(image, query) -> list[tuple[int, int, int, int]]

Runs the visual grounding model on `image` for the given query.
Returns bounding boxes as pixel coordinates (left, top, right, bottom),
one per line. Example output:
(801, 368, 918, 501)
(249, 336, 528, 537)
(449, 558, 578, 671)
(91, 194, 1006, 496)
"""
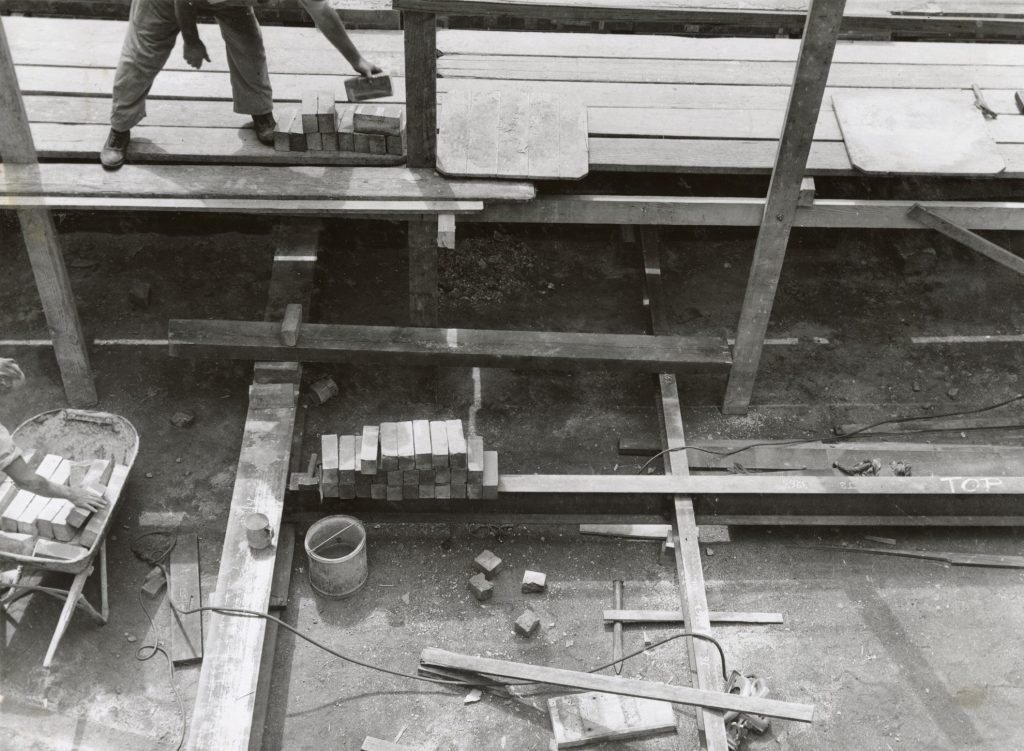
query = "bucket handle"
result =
(310, 521, 357, 555)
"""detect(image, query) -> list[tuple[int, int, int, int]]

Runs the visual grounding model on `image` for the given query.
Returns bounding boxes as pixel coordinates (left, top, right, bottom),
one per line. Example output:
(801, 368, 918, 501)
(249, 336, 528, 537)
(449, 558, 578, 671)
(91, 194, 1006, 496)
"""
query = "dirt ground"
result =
(2, 207, 1024, 751)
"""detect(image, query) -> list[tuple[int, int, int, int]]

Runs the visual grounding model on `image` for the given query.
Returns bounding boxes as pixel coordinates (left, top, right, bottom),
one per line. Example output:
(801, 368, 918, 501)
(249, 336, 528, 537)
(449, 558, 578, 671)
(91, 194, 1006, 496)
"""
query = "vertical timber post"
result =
(408, 217, 439, 326)
(0, 18, 96, 406)
(404, 11, 438, 168)
(722, 0, 846, 415)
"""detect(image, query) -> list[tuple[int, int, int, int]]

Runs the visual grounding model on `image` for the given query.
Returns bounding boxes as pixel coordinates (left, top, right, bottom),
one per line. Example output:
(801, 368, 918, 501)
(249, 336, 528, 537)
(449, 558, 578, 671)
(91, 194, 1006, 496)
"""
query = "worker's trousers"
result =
(111, 0, 273, 131)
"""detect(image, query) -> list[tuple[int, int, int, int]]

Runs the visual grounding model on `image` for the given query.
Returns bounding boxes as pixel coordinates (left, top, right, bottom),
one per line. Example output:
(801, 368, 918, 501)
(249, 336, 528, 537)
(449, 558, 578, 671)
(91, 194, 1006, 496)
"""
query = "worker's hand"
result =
(0, 358, 25, 392)
(353, 57, 382, 78)
(184, 40, 211, 70)
(67, 486, 109, 513)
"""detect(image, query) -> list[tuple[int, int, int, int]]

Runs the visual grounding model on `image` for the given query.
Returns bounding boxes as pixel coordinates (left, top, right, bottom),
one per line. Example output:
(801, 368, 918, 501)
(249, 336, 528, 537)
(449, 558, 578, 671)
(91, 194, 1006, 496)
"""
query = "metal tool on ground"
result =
(832, 458, 881, 476)
(723, 671, 771, 750)
(612, 580, 624, 675)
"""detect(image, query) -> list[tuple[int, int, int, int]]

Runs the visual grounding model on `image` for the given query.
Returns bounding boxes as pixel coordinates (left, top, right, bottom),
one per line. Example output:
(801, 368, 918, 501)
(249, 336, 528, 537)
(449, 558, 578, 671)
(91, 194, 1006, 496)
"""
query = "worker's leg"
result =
(110, 0, 180, 131)
(213, 4, 274, 116)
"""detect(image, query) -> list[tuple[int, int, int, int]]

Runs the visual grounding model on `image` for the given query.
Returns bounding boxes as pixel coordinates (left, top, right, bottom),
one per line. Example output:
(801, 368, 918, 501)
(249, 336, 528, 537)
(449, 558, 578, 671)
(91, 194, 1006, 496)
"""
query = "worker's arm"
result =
(174, 0, 211, 70)
(299, 0, 381, 77)
(4, 457, 109, 512)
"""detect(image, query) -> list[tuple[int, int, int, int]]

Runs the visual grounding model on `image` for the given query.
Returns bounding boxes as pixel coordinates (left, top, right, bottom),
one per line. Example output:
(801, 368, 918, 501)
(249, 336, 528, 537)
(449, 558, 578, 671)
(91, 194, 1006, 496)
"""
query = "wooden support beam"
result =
(471, 196, 1024, 231)
(437, 213, 456, 250)
(908, 203, 1024, 277)
(419, 648, 815, 722)
(499, 474, 1024, 495)
(723, 0, 847, 415)
(168, 319, 732, 373)
(798, 177, 816, 206)
(0, 18, 95, 407)
(408, 217, 439, 326)
(279, 304, 303, 347)
(639, 227, 728, 751)
(404, 10, 437, 168)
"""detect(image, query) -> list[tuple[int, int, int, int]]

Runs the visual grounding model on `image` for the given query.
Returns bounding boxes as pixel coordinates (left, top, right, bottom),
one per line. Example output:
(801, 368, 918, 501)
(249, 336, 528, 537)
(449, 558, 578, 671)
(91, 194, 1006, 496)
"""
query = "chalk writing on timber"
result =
(940, 477, 1003, 493)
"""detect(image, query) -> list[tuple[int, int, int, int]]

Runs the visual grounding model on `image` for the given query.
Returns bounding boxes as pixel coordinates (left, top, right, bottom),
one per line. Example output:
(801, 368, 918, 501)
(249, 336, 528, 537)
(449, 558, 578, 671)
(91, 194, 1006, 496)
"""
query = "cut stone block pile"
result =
(319, 419, 498, 501)
(275, 90, 406, 155)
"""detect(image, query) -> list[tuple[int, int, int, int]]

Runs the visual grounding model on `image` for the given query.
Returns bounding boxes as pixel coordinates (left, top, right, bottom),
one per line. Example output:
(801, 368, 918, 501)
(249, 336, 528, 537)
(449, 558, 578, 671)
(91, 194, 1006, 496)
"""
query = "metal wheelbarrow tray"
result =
(1, 408, 138, 666)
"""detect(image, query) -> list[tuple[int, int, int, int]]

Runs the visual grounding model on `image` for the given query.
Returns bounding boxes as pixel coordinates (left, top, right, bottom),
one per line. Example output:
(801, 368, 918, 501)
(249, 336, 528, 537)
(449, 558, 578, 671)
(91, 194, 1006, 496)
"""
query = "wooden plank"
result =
(500, 474, 1024, 495)
(250, 520, 296, 750)
(439, 55, 1024, 90)
(404, 10, 437, 167)
(0, 196, 486, 216)
(908, 203, 1024, 276)
(168, 320, 732, 372)
(0, 164, 536, 202)
(723, 0, 848, 415)
(185, 383, 297, 751)
(473, 195, 1024, 231)
(28, 122, 402, 167)
(393, 0, 1024, 34)
(580, 523, 672, 539)
(0, 19, 95, 407)
(408, 218, 439, 326)
(638, 228, 727, 751)
(279, 304, 303, 347)
(549, 692, 676, 749)
(380, 422, 400, 471)
(419, 648, 816, 722)
(169, 532, 203, 665)
(603, 610, 784, 625)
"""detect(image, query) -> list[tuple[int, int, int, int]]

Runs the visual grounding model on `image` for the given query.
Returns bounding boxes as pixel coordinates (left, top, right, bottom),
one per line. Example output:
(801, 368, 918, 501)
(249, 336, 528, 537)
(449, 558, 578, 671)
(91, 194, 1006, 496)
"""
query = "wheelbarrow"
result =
(0, 408, 138, 667)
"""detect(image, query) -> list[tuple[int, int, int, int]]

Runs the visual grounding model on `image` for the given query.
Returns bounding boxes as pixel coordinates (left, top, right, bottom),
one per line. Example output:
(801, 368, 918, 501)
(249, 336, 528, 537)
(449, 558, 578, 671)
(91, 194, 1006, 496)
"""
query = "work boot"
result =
(252, 112, 276, 145)
(100, 128, 130, 170)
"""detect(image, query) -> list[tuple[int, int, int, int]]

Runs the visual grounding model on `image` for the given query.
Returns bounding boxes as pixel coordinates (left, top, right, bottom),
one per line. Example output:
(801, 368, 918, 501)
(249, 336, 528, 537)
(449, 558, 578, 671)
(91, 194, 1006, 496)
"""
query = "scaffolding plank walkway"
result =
(7, 17, 1024, 172)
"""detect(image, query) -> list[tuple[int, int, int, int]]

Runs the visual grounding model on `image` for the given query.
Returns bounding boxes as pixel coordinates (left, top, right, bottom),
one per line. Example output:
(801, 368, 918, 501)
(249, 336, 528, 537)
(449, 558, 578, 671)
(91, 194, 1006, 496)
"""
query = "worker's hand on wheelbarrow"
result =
(67, 486, 109, 513)
(353, 57, 382, 78)
(184, 39, 211, 70)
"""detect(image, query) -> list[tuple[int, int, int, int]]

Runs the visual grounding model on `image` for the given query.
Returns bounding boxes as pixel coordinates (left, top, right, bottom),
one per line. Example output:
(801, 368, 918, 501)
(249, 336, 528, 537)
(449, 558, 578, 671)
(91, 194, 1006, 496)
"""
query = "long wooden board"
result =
(186, 383, 297, 751)
(169, 532, 203, 665)
(0, 164, 535, 202)
(10, 18, 1024, 71)
(500, 474, 1024, 494)
(419, 648, 816, 722)
(167, 319, 731, 372)
(473, 195, 1024, 230)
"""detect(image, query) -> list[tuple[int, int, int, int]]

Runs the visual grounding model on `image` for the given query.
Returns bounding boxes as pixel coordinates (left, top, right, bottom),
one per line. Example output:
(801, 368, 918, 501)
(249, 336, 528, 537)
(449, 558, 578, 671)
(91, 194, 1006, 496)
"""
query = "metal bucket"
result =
(305, 515, 367, 599)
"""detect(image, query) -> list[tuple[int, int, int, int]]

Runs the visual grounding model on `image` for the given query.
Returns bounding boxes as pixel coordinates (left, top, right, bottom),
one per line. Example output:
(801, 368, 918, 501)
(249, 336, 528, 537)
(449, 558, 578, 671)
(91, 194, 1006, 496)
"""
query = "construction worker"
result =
(0, 359, 107, 512)
(101, 0, 382, 169)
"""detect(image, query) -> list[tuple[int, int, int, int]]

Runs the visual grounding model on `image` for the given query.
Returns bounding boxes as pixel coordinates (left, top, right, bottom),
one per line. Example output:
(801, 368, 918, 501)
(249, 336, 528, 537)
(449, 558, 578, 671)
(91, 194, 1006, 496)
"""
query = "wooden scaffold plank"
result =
(722, 0, 848, 415)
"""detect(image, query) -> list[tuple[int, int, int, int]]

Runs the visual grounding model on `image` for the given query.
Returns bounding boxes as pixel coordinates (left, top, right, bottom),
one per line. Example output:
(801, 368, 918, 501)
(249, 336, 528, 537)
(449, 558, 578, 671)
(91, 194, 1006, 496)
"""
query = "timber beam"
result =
(471, 196, 1024, 231)
(167, 320, 732, 373)
(724, 0, 848, 415)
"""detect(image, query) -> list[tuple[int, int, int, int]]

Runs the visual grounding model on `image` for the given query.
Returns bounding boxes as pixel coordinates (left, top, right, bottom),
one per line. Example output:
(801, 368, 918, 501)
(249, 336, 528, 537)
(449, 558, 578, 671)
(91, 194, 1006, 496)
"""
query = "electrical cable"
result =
(637, 393, 1024, 474)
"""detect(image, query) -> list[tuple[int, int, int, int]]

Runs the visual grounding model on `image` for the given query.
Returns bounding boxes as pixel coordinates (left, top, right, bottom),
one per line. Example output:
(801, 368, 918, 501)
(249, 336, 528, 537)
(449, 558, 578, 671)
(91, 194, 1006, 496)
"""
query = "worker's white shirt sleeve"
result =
(0, 423, 23, 472)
